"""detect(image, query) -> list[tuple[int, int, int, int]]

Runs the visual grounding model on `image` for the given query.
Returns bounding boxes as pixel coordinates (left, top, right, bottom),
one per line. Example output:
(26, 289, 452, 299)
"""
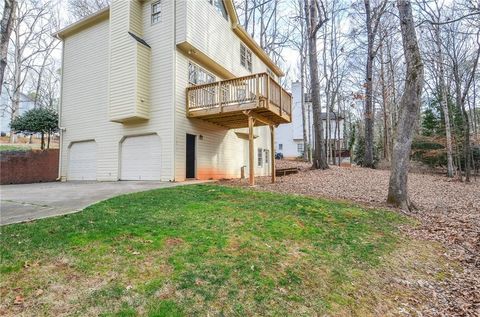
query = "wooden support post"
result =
(255, 73, 260, 108)
(218, 82, 223, 113)
(270, 125, 276, 184)
(185, 88, 190, 116)
(266, 76, 270, 109)
(279, 89, 283, 116)
(248, 115, 255, 186)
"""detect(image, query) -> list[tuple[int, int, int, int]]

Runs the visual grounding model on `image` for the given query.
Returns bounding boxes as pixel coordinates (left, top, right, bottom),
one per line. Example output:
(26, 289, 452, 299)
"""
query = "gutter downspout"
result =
(56, 38, 65, 181)
(172, 0, 177, 182)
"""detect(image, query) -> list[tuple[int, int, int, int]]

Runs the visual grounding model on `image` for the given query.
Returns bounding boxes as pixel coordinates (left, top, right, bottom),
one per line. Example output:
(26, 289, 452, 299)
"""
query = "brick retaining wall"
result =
(0, 149, 59, 185)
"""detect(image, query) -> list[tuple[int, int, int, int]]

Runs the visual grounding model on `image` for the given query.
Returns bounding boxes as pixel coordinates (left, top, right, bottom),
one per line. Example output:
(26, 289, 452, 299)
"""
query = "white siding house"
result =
(54, 0, 291, 183)
(276, 81, 344, 158)
(0, 90, 35, 135)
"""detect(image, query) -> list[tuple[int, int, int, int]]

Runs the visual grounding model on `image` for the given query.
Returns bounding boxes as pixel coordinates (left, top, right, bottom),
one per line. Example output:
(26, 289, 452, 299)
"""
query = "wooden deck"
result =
(186, 73, 292, 129)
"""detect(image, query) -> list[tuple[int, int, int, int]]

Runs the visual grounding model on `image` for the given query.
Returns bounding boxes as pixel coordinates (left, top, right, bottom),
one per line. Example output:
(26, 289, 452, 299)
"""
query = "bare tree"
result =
(0, 0, 16, 89)
(448, 28, 480, 182)
(387, 0, 424, 210)
(3, 0, 57, 142)
(305, 0, 328, 169)
(235, 0, 290, 65)
(289, 0, 309, 161)
(418, 0, 456, 177)
(68, 0, 109, 20)
(363, 0, 388, 168)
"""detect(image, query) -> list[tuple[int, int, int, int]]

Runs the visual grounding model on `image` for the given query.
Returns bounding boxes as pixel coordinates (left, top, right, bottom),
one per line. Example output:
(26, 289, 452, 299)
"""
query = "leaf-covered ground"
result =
(222, 162, 480, 315)
(0, 185, 453, 316)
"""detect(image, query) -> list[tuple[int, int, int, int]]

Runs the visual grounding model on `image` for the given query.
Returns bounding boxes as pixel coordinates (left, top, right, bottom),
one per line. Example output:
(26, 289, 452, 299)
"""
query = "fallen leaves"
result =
(221, 162, 480, 316)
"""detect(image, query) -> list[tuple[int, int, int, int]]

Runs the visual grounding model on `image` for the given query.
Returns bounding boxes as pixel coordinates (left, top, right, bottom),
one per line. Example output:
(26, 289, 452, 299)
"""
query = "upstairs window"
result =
(266, 68, 274, 78)
(188, 62, 215, 85)
(240, 44, 253, 72)
(209, 0, 228, 20)
(151, 1, 161, 24)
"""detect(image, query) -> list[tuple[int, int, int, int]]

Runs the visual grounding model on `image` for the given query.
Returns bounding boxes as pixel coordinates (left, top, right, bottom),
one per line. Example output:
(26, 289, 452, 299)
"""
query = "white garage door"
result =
(121, 134, 161, 180)
(68, 141, 97, 180)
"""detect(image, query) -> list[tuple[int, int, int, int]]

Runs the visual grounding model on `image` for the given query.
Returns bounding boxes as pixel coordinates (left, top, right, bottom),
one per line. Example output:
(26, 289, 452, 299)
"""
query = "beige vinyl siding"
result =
(177, 0, 274, 77)
(173, 0, 276, 181)
(109, 0, 150, 122)
(60, 0, 279, 183)
(175, 0, 187, 44)
(135, 43, 151, 119)
(60, 1, 175, 181)
(129, 0, 143, 35)
(174, 52, 272, 181)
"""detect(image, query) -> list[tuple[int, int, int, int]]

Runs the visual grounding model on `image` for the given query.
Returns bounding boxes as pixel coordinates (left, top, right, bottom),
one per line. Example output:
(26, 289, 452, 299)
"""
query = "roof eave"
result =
(52, 7, 110, 39)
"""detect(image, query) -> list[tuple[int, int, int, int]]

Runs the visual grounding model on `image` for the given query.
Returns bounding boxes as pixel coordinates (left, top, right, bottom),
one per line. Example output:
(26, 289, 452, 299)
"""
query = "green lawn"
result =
(0, 144, 31, 152)
(0, 185, 449, 316)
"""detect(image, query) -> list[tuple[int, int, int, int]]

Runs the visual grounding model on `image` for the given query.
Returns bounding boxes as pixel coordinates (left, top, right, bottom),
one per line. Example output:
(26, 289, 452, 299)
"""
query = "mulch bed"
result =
(220, 162, 480, 316)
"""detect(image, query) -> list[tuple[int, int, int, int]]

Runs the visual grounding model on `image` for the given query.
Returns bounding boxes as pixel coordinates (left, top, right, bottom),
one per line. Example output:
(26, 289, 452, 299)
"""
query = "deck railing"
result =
(187, 72, 291, 117)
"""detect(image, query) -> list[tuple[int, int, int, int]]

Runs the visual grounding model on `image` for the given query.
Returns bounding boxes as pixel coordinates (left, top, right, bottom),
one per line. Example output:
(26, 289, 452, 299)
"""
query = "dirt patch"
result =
(164, 237, 184, 247)
(220, 164, 480, 316)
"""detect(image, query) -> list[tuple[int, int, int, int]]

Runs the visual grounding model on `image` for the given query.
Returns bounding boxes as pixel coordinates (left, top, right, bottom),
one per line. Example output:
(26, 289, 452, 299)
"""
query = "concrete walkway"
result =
(0, 180, 207, 225)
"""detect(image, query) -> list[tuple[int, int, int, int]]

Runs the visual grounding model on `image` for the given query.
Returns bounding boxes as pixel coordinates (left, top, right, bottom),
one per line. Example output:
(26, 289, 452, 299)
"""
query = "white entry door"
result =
(68, 141, 97, 180)
(121, 134, 162, 180)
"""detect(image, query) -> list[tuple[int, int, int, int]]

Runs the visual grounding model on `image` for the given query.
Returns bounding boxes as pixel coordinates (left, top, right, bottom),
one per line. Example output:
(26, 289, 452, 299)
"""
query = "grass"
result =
(0, 144, 31, 152)
(0, 185, 451, 316)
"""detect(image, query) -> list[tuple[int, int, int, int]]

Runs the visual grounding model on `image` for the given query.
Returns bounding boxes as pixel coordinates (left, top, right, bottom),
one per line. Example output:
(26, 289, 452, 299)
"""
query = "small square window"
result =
(297, 143, 304, 154)
(278, 144, 283, 150)
(151, 1, 161, 24)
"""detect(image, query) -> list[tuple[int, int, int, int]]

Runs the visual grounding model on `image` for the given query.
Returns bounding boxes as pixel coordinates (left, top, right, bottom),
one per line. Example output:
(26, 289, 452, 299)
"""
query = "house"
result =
(276, 81, 344, 158)
(53, 0, 291, 185)
(0, 89, 35, 135)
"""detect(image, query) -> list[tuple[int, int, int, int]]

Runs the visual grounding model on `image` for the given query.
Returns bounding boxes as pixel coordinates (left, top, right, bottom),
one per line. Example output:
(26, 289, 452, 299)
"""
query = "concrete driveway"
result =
(0, 180, 206, 225)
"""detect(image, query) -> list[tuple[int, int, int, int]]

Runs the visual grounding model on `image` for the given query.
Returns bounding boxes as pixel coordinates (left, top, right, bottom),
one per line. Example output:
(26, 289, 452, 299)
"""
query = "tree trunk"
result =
(435, 27, 455, 177)
(305, 0, 328, 169)
(387, 0, 424, 211)
(0, 0, 16, 90)
(364, 0, 375, 168)
(454, 64, 470, 182)
(298, 0, 309, 162)
(40, 132, 45, 150)
(380, 41, 390, 161)
(9, 6, 21, 144)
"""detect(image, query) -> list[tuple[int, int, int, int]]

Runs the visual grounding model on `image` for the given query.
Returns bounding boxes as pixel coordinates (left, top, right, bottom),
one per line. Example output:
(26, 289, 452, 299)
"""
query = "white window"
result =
(297, 143, 304, 154)
(265, 150, 269, 165)
(189, 62, 216, 106)
(209, 0, 228, 20)
(240, 44, 253, 72)
(278, 144, 283, 150)
(257, 148, 263, 167)
(151, 1, 161, 24)
(188, 62, 215, 85)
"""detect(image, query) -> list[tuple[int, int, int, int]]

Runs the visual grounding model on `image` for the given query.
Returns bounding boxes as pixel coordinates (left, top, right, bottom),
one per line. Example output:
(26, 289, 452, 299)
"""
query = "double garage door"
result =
(68, 135, 161, 181)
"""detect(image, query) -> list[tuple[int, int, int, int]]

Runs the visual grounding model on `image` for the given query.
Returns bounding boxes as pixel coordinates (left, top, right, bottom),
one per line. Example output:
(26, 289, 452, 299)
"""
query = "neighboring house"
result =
(53, 0, 291, 183)
(0, 89, 35, 135)
(276, 81, 344, 158)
